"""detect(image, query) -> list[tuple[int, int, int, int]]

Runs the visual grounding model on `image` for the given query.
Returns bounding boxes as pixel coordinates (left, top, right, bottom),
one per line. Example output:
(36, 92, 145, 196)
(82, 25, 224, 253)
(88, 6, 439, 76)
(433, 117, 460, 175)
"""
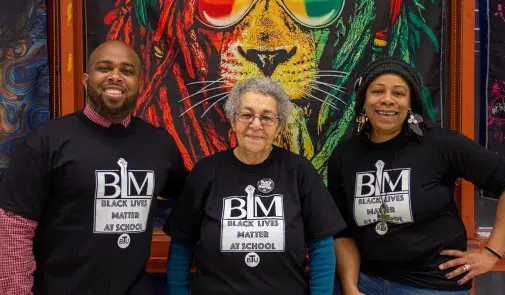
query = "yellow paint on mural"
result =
(154, 46, 163, 58)
(219, 0, 317, 100)
(374, 38, 387, 47)
(67, 3, 73, 27)
(217, 0, 321, 156)
(68, 54, 73, 72)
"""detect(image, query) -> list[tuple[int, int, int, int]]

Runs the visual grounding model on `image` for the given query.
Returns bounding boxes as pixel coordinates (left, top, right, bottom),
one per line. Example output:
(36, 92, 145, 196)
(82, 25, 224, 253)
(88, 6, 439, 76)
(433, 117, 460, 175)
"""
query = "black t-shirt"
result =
(166, 146, 346, 295)
(0, 110, 188, 295)
(328, 127, 505, 291)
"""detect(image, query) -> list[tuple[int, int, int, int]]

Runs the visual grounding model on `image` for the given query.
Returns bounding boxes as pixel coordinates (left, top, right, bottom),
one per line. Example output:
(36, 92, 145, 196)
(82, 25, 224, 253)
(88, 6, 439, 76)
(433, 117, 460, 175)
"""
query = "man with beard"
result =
(0, 40, 188, 295)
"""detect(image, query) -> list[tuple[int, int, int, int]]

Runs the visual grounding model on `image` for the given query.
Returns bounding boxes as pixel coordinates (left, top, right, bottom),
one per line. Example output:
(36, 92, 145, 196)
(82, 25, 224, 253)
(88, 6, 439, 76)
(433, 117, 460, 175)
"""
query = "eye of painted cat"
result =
(197, 0, 254, 28)
(281, 0, 345, 28)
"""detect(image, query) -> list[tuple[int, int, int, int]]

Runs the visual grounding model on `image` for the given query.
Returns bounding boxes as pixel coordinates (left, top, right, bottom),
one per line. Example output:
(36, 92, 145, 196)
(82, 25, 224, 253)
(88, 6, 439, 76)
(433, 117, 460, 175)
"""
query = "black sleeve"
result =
(299, 158, 347, 243)
(158, 136, 189, 201)
(163, 160, 211, 246)
(0, 140, 49, 222)
(327, 145, 356, 238)
(441, 130, 505, 197)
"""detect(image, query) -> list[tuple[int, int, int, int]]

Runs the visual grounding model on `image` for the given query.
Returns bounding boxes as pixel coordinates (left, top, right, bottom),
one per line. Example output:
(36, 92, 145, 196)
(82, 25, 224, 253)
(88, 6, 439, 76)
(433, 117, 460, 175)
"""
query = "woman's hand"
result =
(439, 248, 500, 285)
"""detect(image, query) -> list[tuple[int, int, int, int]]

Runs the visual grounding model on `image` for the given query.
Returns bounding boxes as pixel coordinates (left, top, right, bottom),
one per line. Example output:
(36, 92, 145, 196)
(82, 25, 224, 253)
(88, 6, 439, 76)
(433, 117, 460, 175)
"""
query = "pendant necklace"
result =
(374, 148, 399, 235)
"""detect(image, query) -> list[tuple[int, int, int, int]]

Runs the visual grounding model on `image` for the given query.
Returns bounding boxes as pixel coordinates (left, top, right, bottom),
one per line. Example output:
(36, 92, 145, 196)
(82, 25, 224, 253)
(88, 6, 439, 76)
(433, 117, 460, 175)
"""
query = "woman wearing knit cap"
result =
(328, 56, 505, 295)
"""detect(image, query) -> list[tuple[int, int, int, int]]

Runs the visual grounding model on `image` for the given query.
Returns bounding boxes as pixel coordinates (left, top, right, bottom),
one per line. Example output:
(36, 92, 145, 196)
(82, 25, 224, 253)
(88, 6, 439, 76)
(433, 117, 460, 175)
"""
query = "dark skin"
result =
(439, 193, 505, 285)
(82, 40, 143, 123)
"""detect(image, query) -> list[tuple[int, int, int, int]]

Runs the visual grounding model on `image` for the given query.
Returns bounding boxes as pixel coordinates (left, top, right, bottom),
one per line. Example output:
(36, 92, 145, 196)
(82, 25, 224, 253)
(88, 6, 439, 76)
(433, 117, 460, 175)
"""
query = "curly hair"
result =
(224, 77, 292, 125)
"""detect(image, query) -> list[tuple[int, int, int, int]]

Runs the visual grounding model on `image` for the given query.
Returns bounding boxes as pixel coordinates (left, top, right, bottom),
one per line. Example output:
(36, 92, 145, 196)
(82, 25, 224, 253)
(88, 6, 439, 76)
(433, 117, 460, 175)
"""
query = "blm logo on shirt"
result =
(94, 158, 154, 234)
(221, 184, 285, 252)
(353, 160, 414, 227)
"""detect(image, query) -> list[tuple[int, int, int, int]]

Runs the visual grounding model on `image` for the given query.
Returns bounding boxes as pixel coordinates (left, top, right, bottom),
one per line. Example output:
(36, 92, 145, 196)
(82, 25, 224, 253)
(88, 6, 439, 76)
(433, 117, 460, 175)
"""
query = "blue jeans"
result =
(334, 272, 470, 295)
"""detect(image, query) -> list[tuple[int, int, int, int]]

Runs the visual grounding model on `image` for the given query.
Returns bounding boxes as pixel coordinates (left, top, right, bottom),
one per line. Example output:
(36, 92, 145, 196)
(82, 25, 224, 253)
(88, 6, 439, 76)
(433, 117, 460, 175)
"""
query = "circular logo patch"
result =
(117, 233, 131, 249)
(375, 222, 388, 236)
(257, 178, 274, 194)
(245, 252, 260, 267)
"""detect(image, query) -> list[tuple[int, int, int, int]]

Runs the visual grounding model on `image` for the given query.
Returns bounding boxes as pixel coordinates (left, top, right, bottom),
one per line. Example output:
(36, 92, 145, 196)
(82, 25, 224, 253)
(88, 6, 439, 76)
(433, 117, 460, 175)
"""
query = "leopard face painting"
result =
(103, 0, 441, 178)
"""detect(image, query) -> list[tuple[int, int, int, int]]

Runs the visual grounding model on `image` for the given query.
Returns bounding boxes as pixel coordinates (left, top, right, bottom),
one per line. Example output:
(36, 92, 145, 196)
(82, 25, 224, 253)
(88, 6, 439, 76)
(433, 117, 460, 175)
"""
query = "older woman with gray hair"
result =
(164, 77, 346, 295)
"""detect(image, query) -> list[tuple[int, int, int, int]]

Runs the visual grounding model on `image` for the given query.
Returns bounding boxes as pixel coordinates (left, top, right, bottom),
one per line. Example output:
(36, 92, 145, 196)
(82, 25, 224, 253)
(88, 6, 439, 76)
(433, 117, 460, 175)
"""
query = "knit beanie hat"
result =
(353, 56, 425, 116)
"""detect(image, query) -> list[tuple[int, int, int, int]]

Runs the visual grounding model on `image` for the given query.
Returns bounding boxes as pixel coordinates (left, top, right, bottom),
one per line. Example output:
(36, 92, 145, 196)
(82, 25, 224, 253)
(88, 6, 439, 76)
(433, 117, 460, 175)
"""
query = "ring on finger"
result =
(462, 264, 471, 272)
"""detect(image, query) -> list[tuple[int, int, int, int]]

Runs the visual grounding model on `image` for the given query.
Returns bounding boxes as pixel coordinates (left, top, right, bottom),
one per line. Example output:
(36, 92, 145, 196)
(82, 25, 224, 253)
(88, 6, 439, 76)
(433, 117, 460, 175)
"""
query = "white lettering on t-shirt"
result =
(94, 158, 154, 239)
(221, 184, 285, 261)
(354, 160, 414, 232)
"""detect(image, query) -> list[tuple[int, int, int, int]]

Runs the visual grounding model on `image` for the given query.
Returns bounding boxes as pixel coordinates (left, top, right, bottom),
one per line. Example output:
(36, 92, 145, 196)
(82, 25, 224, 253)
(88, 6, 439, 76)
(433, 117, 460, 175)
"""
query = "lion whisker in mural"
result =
(295, 88, 339, 110)
(316, 70, 350, 75)
(178, 78, 231, 102)
(178, 86, 231, 102)
(307, 84, 347, 105)
(313, 74, 348, 80)
(179, 91, 232, 118)
(200, 94, 233, 118)
(178, 85, 232, 102)
(312, 80, 347, 94)
(101, 0, 442, 176)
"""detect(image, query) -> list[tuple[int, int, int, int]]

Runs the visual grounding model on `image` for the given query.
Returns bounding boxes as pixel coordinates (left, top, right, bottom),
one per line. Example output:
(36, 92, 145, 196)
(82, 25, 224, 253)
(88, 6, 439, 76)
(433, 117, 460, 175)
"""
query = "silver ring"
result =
(462, 264, 471, 272)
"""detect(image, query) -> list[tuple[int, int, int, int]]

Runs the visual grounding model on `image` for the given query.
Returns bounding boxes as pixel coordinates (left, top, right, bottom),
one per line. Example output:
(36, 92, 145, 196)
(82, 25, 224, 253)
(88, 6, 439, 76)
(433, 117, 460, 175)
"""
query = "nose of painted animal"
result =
(238, 46, 297, 77)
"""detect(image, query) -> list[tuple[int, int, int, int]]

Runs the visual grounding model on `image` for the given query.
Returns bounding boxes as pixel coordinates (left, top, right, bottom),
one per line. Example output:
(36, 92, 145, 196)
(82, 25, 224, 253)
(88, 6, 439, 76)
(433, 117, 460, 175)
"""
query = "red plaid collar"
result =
(83, 104, 131, 127)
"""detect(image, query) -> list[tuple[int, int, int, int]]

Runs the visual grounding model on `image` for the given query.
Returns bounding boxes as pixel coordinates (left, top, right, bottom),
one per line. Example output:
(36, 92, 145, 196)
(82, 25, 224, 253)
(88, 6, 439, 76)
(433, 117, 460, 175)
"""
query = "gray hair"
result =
(224, 77, 292, 125)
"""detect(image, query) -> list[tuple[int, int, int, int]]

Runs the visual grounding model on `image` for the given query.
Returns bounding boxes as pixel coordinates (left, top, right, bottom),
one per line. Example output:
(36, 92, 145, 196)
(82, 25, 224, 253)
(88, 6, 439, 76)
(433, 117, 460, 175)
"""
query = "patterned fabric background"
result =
(84, 0, 445, 227)
(0, 0, 50, 174)
(86, 0, 444, 173)
(487, 0, 505, 154)
(86, 0, 442, 174)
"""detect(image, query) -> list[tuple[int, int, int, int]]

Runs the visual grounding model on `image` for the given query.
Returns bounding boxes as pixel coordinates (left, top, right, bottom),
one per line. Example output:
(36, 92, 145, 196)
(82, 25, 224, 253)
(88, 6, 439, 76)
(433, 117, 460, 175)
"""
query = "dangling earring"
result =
(356, 109, 368, 133)
(407, 110, 424, 137)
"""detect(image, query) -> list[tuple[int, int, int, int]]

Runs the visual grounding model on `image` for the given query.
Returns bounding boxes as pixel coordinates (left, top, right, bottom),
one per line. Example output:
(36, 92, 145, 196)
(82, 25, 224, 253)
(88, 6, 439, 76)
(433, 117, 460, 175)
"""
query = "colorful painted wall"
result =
(83, 0, 445, 227)
(0, 0, 50, 174)
(86, 0, 444, 172)
(487, 0, 505, 154)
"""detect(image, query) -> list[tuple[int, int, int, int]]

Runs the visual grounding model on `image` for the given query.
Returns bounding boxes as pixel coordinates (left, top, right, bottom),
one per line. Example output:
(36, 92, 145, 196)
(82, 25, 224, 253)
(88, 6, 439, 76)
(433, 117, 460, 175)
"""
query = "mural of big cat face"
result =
(212, 0, 346, 160)
(103, 0, 441, 178)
